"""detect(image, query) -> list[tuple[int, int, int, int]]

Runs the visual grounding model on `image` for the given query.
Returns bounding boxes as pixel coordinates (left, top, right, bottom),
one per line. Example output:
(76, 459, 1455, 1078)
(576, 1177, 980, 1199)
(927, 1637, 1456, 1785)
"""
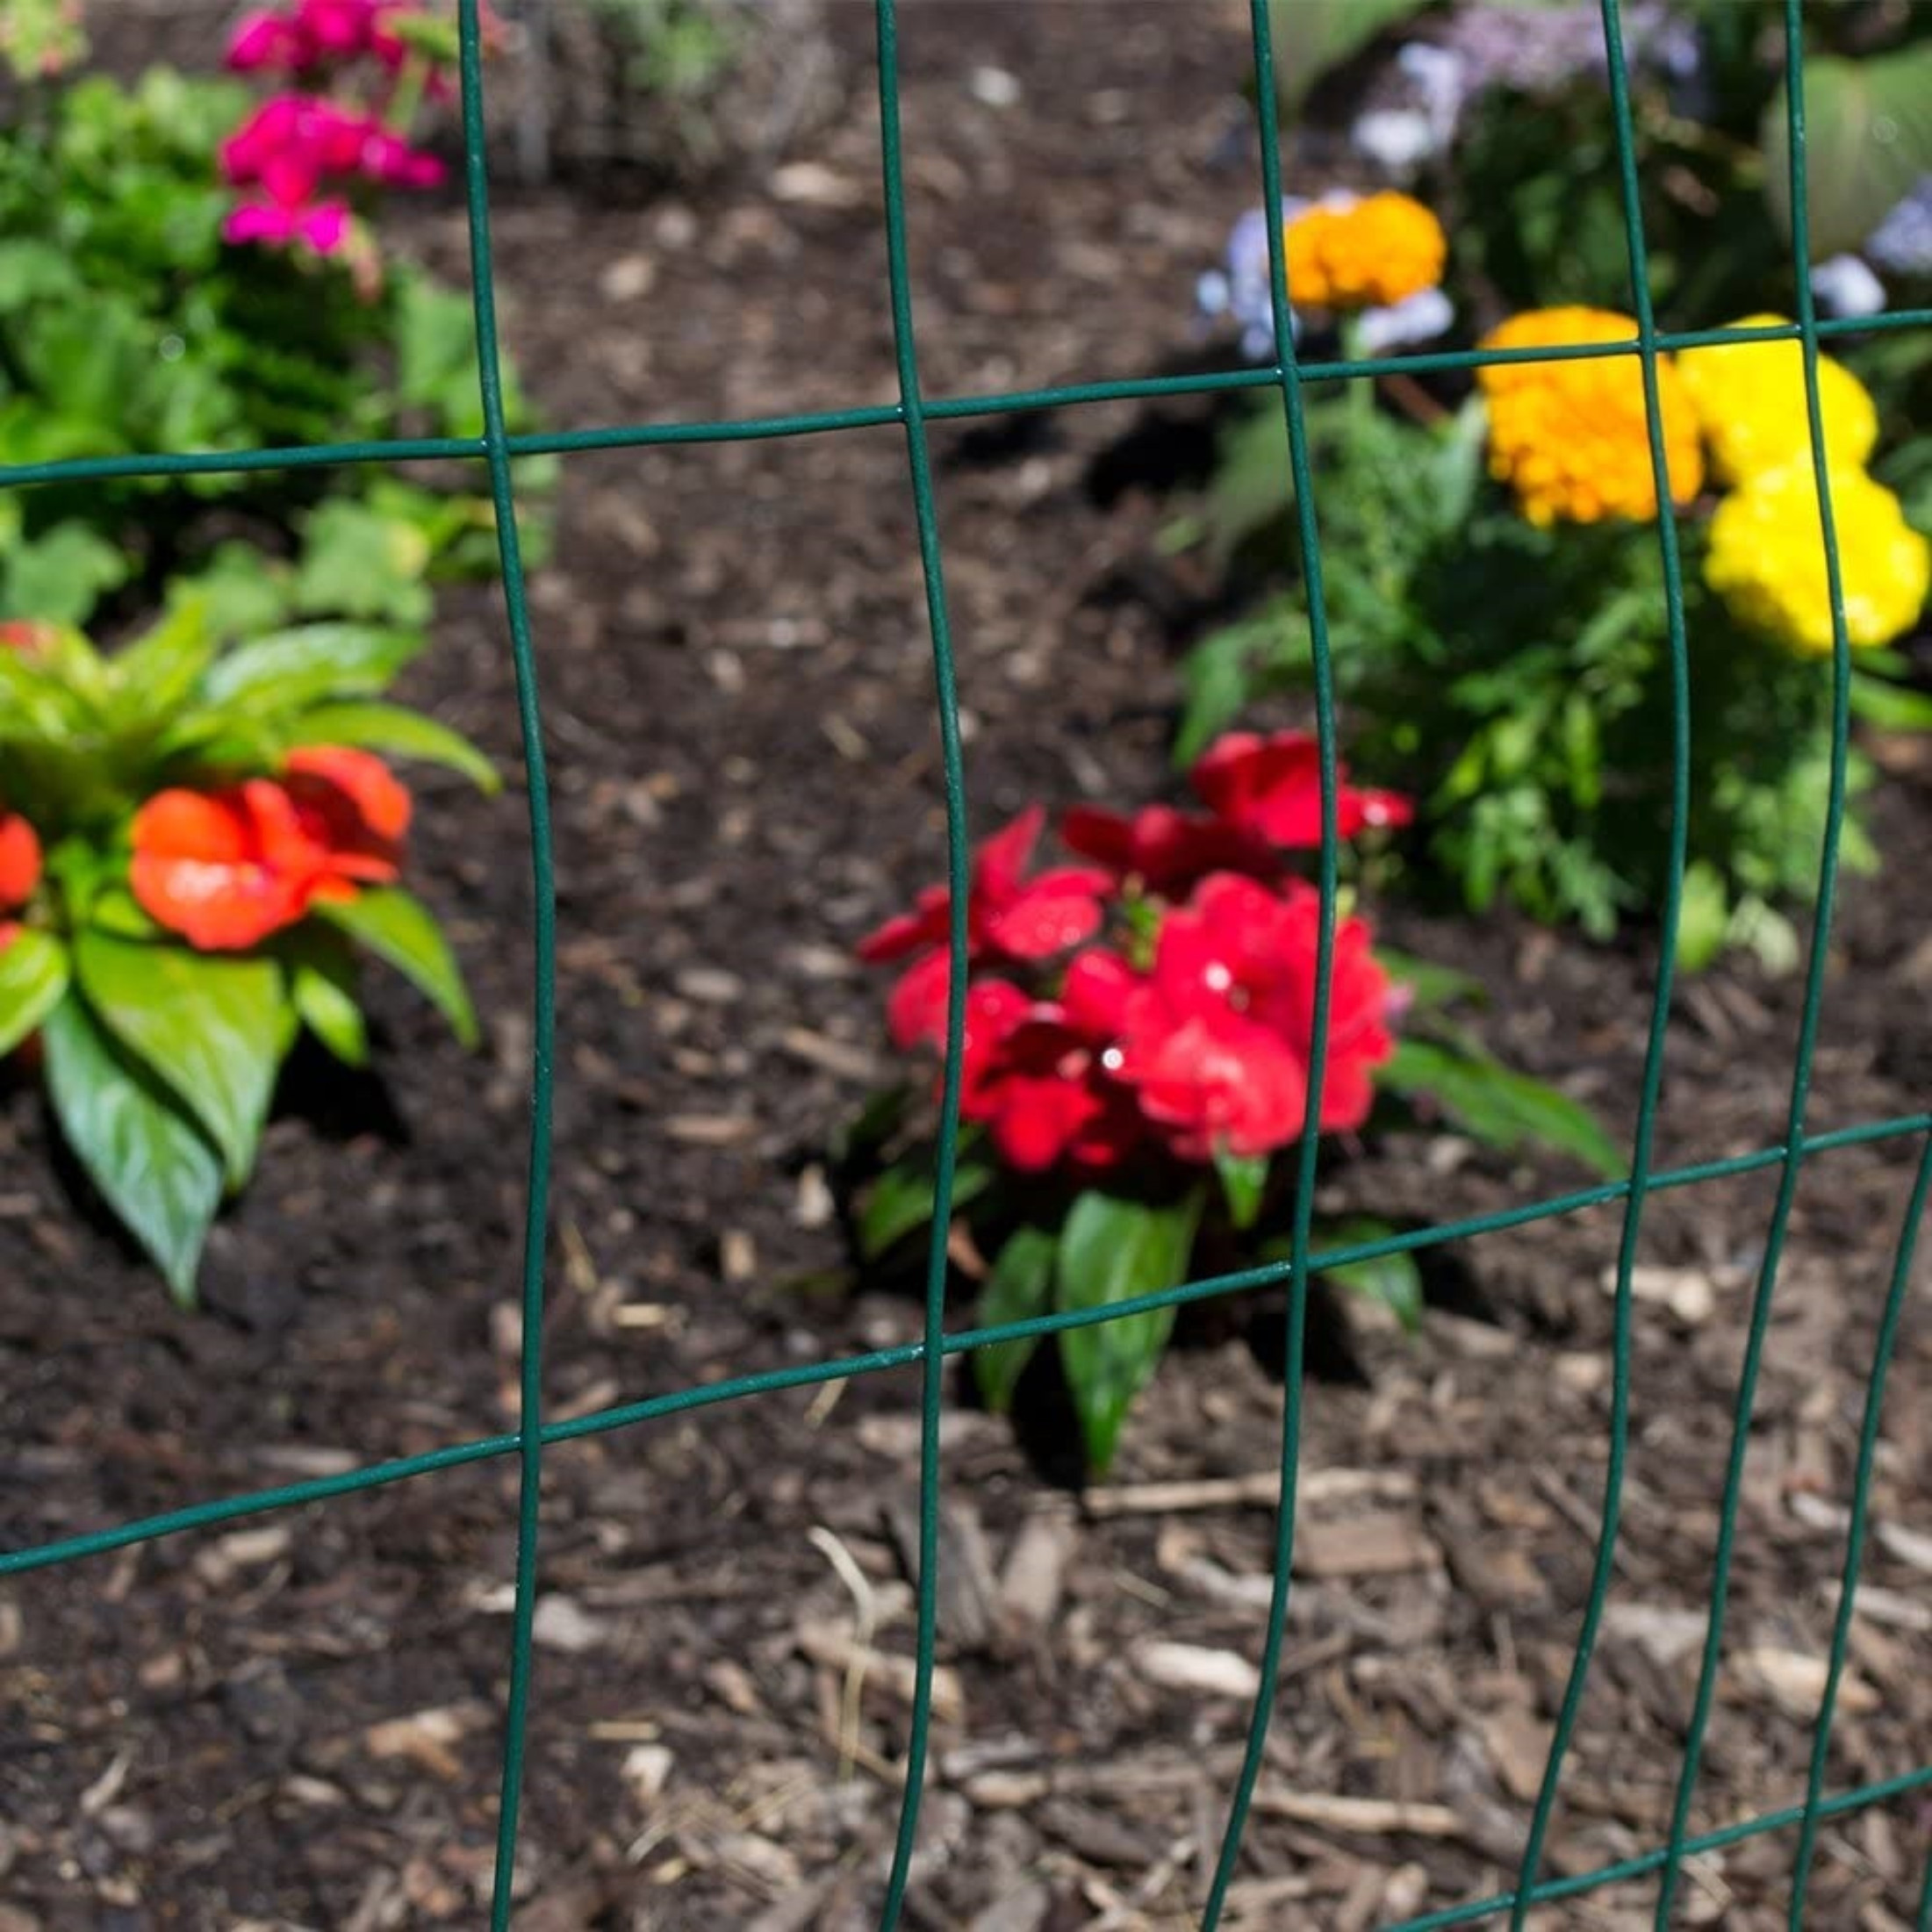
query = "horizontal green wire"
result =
(1383, 1764, 1932, 1932)
(4, 311, 1929, 495)
(4, 1110, 1926, 1581)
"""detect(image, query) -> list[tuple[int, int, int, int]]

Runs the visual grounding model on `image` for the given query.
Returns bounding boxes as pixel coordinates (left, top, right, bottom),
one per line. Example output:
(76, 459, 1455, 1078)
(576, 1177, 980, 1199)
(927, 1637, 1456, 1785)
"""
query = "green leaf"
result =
(1675, 859, 1731, 974)
(197, 624, 421, 713)
(1314, 1217, 1423, 1334)
(1057, 1189, 1203, 1474)
(1763, 47, 1932, 258)
(292, 701, 499, 792)
(284, 926, 368, 1067)
(293, 499, 435, 625)
(2, 521, 131, 628)
(42, 992, 225, 1305)
(72, 930, 287, 1189)
(105, 598, 218, 726)
(0, 930, 69, 1060)
(1266, 0, 1431, 114)
(1375, 947, 1485, 1013)
(1849, 669, 1932, 732)
(857, 1152, 992, 1260)
(314, 887, 478, 1048)
(973, 1225, 1058, 1415)
(1382, 1037, 1623, 1180)
(1213, 1145, 1268, 1231)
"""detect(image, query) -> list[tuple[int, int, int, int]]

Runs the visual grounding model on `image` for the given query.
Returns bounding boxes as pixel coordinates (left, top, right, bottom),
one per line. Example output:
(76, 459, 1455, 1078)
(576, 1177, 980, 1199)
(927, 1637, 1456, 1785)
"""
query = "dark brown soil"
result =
(4, 5, 1931, 1928)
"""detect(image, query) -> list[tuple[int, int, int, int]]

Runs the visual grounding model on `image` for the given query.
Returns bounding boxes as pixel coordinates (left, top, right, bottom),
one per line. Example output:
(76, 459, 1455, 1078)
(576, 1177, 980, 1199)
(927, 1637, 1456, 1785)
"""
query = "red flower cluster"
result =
(221, 2, 453, 260)
(858, 732, 1408, 1175)
(0, 808, 40, 958)
(130, 746, 411, 951)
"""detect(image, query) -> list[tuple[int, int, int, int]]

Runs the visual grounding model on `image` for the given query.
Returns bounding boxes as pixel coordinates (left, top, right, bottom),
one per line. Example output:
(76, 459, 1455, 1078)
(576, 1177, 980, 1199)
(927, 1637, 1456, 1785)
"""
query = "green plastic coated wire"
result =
(1505, 4, 1693, 1919)
(3, 11, 1930, 1928)
(1653, 5, 1861, 1917)
(449, 4, 561, 1921)
(1198, 4, 1342, 1919)
(869, 2, 973, 1922)
(1788, 1133, 1932, 1920)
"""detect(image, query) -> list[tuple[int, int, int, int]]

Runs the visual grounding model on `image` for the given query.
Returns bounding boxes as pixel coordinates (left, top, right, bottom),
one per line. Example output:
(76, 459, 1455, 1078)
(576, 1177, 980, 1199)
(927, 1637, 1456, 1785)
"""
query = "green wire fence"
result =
(3, 0, 1931, 1924)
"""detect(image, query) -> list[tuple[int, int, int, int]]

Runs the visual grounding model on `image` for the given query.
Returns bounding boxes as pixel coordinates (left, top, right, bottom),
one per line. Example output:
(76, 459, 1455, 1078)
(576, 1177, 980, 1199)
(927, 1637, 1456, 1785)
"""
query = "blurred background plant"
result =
(1170, 0, 1932, 970)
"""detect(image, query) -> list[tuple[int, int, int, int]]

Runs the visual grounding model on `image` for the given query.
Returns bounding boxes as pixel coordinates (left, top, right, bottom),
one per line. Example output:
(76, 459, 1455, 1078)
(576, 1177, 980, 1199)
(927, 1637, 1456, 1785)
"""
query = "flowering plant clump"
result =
(846, 733, 1617, 1470)
(0, 32, 544, 629)
(0, 605, 493, 1301)
(218, 0, 482, 277)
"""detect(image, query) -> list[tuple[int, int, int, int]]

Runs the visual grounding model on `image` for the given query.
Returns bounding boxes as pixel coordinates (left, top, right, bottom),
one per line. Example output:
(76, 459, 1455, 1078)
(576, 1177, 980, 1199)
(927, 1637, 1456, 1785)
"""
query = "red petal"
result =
(129, 787, 314, 951)
(1060, 948, 1139, 1038)
(284, 744, 410, 882)
(970, 805, 1045, 907)
(856, 887, 950, 964)
(980, 873, 1110, 961)
(885, 949, 952, 1052)
(1059, 806, 1136, 873)
(0, 810, 40, 912)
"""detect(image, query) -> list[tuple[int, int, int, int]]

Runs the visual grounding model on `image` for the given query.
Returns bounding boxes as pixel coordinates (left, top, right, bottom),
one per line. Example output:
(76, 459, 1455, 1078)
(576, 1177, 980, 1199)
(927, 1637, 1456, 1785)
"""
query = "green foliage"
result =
(0, 67, 545, 628)
(1177, 391, 1904, 966)
(0, 602, 493, 1299)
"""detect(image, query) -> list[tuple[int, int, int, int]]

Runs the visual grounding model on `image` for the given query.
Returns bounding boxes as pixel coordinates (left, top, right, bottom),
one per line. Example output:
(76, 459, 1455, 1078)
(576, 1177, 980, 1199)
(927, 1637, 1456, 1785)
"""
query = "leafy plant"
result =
(0, 36, 549, 628)
(843, 730, 1617, 1472)
(0, 603, 493, 1301)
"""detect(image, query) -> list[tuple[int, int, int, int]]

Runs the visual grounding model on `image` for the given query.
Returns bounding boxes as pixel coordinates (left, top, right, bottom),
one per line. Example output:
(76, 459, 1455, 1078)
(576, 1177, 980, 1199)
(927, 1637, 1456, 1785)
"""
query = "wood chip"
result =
(191, 1524, 292, 1589)
(1729, 1645, 1878, 1720)
(1251, 1789, 1465, 1838)
(363, 1703, 491, 1781)
(531, 1594, 609, 1654)
(1083, 1468, 1415, 1518)
(664, 1113, 759, 1146)
(794, 1621, 965, 1722)
(1295, 1512, 1438, 1579)
(1131, 1640, 1260, 1699)
(778, 1027, 877, 1082)
(998, 1513, 1073, 1629)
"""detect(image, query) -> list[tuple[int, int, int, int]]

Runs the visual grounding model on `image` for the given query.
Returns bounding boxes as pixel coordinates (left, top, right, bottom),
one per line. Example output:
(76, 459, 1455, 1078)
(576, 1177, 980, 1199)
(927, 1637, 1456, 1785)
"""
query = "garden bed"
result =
(3, 4, 1930, 1927)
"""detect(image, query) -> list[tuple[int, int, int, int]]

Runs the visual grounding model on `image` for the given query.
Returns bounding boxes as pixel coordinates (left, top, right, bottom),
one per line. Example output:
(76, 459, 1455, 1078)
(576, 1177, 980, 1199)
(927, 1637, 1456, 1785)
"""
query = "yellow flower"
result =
(1676, 314, 1878, 486)
(1706, 461, 1929, 654)
(1477, 307, 1704, 526)
(1284, 192, 1446, 311)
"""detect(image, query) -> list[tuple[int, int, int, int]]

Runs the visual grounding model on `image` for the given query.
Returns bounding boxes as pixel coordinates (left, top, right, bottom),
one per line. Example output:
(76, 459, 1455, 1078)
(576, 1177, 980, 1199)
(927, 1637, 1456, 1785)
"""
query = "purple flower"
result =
(1868, 176, 1932, 278)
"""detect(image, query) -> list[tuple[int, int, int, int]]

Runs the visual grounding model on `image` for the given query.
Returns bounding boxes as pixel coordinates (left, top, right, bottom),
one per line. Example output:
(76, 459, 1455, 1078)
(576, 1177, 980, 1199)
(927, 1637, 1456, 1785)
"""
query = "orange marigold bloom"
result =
(1284, 191, 1446, 311)
(130, 747, 410, 951)
(1477, 307, 1704, 526)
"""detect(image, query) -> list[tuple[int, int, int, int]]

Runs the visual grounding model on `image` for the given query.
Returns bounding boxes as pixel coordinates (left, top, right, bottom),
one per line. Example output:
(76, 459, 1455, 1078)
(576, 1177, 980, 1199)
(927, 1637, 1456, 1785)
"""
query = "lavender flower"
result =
(1867, 176, 1932, 278)
(1810, 254, 1887, 321)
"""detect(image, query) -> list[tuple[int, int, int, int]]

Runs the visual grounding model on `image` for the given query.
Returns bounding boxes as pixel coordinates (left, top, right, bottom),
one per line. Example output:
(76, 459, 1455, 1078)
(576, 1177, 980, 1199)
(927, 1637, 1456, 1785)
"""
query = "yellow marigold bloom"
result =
(1706, 461, 1929, 654)
(1283, 192, 1447, 311)
(1676, 314, 1878, 486)
(1476, 308, 1704, 526)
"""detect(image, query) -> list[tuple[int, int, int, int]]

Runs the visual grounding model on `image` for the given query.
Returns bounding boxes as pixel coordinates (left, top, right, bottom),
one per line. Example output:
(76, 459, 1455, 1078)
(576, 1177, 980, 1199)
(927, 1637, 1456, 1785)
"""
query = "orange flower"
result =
(1284, 192, 1447, 311)
(1477, 307, 1703, 525)
(130, 747, 410, 951)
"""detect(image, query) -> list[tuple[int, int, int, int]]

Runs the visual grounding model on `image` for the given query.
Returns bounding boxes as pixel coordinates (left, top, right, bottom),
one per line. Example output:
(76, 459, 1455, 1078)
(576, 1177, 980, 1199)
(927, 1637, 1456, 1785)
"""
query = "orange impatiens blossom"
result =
(130, 746, 410, 952)
(0, 807, 41, 954)
(1477, 307, 1704, 526)
(1284, 191, 1447, 311)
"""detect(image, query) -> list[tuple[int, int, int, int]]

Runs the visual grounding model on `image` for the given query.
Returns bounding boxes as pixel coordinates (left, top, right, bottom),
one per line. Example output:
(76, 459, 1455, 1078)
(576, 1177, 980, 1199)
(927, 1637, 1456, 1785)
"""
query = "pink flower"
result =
(223, 196, 352, 255)
(226, 10, 305, 70)
(858, 806, 1113, 972)
(1190, 730, 1411, 848)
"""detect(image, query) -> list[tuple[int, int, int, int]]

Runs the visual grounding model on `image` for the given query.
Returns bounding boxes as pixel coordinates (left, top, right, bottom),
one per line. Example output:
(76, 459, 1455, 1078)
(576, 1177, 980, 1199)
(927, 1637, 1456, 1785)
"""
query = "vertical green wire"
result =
(1505, 2, 1693, 1920)
(1919, 1837, 1932, 1931)
(451, 4, 561, 1923)
(1788, 1133, 1932, 1917)
(1653, 4, 1857, 1919)
(870, 0, 971, 1921)
(1198, 4, 1341, 1919)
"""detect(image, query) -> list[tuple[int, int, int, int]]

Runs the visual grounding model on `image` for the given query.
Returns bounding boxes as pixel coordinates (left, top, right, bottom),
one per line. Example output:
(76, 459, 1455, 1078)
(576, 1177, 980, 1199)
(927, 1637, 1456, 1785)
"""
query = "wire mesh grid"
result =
(3, 0, 1931, 1925)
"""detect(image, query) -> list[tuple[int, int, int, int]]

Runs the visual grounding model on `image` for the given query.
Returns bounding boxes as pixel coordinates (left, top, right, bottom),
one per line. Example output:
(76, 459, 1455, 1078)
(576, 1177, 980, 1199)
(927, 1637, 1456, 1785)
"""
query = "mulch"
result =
(3, 4, 1930, 1928)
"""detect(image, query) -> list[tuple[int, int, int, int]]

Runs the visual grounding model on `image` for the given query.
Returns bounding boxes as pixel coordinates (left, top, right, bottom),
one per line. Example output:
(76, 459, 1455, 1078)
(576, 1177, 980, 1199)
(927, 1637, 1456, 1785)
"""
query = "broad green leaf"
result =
(2, 522, 130, 628)
(1382, 1037, 1623, 1179)
(1057, 1189, 1203, 1473)
(857, 1153, 992, 1260)
(197, 623, 421, 713)
(43, 992, 224, 1305)
(0, 930, 68, 1059)
(1675, 859, 1731, 975)
(973, 1225, 1058, 1415)
(292, 701, 499, 792)
(315, 887, 478, 1048)
(1213, 1146, 1268, 1232)
(1763, 47, 1932, 258)
(285, 926, 369, 1067)
(1266, 0, 1431, 114)
(293, 499, 435, 625)
(72, 930, 287, 1189)
(105, 598, 218, 727)
(1315, 1217, 1423, 1334)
